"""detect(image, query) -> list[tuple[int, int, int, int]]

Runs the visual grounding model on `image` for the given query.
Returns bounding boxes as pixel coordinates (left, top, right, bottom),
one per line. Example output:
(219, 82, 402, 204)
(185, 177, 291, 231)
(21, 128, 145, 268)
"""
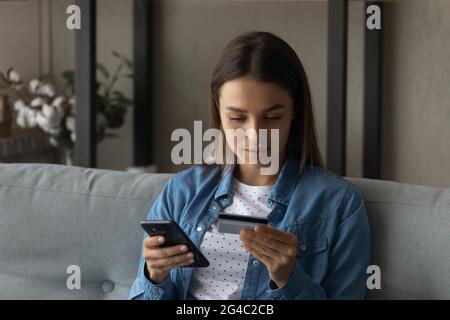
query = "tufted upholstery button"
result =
(102, 280, 115, 293)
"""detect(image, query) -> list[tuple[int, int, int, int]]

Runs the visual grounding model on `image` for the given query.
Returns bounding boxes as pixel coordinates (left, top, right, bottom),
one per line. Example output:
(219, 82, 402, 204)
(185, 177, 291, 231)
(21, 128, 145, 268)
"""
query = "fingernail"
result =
(189, 259, 195, 264)
(187, 252, 194, 258)
(158, 237, 164, 242)
(180, 245, 188, 252)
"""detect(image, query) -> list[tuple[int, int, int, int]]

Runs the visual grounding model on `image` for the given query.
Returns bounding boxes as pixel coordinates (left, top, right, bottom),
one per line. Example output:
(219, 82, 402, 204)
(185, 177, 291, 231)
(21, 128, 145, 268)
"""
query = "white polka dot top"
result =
(188, 178, 273, 300)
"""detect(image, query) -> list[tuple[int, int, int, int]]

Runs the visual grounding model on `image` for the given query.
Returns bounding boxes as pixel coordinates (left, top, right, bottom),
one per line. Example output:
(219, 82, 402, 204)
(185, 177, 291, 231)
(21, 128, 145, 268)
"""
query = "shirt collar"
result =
(213, 152, 303, 207)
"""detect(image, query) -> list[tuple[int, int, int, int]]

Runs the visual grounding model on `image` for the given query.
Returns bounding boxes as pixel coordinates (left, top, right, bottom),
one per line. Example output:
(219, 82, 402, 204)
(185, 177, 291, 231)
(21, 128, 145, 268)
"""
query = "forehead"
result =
(219, 77, 291, 109)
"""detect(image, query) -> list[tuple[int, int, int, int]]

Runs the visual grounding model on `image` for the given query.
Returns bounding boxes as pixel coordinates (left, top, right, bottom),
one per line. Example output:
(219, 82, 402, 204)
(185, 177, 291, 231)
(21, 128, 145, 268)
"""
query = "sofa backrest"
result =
(0, 163, 449, 299)
(351, 177, 450, 299)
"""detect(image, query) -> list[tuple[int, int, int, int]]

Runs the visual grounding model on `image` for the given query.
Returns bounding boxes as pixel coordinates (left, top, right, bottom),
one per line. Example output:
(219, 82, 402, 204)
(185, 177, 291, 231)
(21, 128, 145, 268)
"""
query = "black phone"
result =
(140, 220, 210, 268)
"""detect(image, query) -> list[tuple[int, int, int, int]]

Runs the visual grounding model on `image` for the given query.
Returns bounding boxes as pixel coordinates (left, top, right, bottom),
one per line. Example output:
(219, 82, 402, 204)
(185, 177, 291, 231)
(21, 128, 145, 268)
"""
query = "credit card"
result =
(217, 213, 268, 234)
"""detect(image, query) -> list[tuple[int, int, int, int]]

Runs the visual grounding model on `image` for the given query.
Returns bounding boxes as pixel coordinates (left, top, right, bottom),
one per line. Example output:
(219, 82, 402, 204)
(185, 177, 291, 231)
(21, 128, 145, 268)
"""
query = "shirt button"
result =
(212, 205, 218, 210)
(299, 244, 307, 251)
(253, 260, 259, 266)
(196, 226, 203, 232)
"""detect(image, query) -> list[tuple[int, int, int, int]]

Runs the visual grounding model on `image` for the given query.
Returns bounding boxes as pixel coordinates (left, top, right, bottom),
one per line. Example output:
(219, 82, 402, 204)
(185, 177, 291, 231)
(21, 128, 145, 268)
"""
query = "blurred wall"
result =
(0, 0, 41, 82)
(381, 0, 450, 188)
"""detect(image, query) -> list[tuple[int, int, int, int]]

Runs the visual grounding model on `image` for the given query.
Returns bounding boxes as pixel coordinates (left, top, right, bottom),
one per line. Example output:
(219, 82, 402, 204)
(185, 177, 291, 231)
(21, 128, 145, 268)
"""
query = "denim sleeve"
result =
(128, 175, 181, 300)
(266, 184, 371, 300)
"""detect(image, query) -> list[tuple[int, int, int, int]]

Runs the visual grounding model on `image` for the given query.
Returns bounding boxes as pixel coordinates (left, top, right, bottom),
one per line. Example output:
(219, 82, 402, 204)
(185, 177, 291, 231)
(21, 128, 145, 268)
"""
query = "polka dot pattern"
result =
(189, 178, 273, 299)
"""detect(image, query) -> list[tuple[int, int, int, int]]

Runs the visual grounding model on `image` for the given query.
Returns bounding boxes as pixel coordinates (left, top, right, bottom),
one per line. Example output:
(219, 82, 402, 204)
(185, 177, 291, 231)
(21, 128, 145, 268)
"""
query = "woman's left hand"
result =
(240, 224, 297, 288)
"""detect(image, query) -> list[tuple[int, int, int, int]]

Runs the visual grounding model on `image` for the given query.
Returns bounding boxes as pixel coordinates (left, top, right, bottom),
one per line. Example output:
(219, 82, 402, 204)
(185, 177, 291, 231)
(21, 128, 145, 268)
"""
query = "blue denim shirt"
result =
(129, 153, 371, 300)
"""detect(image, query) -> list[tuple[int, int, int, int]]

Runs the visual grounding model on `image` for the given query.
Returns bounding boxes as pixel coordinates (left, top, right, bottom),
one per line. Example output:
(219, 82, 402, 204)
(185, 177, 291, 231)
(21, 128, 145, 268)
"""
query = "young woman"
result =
(129, 31, 371, 300)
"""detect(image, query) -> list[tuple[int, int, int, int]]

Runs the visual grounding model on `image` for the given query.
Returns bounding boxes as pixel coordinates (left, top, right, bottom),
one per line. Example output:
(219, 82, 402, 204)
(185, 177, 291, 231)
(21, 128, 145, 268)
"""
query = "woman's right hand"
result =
(143, 236, 195, 284)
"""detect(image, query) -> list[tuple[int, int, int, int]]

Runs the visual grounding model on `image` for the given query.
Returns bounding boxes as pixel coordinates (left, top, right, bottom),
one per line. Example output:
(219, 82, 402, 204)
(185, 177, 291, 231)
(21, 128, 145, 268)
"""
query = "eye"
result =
(229, 117, 246, 122)
(264, 116, 282, 120)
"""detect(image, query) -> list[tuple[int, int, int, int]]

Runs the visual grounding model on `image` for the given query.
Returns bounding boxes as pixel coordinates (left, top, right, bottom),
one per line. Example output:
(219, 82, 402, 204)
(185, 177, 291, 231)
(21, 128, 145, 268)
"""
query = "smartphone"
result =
(140, 220, 209, 268)
(217, 213, 269, 235)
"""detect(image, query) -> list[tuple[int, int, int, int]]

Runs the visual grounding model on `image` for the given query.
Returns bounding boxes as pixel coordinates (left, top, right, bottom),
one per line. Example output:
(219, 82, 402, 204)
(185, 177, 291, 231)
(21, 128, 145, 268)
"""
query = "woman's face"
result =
(218, 76, 295, 166)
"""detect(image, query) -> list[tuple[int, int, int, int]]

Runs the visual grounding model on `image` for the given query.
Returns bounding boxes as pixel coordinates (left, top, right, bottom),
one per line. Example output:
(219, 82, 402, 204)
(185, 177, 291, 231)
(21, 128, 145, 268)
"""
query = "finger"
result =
(240, 229, 289, 255)
(143, 235, 165, 248)
(254, 224, 296, 244)
(255, 224, 295, 244)
(145, 244, 189, 259)
(147, 252, 195, 270)
(242, 241, 276, 266)
(156, 257, 196, 271)
(241, 235, 288, 261)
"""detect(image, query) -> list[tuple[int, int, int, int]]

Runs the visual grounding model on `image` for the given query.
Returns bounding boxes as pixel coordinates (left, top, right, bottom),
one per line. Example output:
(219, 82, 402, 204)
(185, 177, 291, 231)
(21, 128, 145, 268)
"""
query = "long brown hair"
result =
(209, 31, 324, 169)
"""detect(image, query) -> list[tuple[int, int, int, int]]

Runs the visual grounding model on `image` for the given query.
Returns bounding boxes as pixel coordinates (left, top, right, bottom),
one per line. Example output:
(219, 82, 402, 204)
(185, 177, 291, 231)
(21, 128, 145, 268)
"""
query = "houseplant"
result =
(0, 51, 134, 165)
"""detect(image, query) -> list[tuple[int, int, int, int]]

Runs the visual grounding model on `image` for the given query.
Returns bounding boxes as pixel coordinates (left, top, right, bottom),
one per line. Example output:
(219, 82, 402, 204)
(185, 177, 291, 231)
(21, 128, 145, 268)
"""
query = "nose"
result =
(246, 118, 270, 149)
(246, 119, 260, 145)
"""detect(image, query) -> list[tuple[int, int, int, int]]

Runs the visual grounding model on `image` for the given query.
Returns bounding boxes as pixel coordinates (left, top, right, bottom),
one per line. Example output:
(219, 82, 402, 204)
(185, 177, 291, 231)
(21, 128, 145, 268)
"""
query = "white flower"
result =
(29, 79, 42, 93)
(16, 108, 28, 128)
(65, 114, 77, 142)
(36, 112, 50, 132)
(26, 109, 38, 128)
(54, 104, 64, 116)
(31, 97, 45, 108)
(48, 112, 63, 128)
(69, 96, 76, 112)
(14, 99, 26, 111)
(52, 96, 65, 108)
(65, 115, 75, 132)
(7, 68, 21, 83)
(48, 126, 61, 136)
(42, 103, 54, 118)
(17, 116, 26, 128)
(37, 84, 56, 98)
(41, 104, 64, 128)
(49, 136, 59, 147)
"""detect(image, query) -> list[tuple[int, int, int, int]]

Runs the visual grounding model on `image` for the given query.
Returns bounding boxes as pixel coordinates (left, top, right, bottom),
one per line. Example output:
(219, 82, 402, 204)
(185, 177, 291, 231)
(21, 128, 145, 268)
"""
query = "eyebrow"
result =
(225, 104, 285, 113)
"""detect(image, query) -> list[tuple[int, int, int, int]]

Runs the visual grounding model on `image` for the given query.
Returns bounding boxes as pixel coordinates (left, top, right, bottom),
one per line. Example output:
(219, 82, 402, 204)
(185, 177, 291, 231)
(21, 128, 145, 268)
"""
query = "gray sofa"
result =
(0, 163, 449, 299)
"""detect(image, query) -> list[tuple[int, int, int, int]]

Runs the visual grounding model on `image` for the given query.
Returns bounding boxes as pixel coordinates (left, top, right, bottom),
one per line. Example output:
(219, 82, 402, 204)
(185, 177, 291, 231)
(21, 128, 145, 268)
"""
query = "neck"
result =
(234, 150, 287, 186)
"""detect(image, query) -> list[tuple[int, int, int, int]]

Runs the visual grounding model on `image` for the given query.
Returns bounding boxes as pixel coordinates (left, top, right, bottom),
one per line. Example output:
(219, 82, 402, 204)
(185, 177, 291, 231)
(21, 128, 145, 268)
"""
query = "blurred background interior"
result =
(0, 0, 449, 188)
